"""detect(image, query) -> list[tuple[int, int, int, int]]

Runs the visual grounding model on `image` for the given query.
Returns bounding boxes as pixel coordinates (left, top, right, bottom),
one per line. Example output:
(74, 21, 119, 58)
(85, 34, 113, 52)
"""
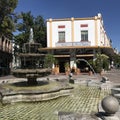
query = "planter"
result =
(52, 65, 59, 75)
(89, 71, 93, 76)
(100, 69, 104, 75)
(75, 68, 80, 75)
(65, 71, 70, 76)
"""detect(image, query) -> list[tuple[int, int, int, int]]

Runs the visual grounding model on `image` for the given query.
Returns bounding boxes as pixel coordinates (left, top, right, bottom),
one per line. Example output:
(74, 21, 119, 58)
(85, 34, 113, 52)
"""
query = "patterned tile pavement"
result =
(0, 85, 111, 120)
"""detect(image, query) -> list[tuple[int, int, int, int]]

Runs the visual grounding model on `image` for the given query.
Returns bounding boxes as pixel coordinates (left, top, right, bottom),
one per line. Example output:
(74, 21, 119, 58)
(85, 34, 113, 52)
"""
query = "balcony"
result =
(56, 41, 91, 47)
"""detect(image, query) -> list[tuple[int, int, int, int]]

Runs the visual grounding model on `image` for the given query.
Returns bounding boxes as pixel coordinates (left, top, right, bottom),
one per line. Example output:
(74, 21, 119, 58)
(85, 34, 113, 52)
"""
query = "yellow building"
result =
(40, 13, 114, 74)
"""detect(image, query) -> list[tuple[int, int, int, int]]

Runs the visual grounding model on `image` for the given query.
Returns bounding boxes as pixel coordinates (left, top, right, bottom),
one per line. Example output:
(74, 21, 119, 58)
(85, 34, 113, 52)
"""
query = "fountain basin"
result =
(12, 68, 51, 78)
(12, 68, 52, 85)
(0, 80, 73, 104)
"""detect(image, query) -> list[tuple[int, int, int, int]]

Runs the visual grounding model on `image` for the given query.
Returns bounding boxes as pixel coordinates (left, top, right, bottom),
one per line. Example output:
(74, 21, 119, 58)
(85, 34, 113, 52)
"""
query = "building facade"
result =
(40, 13, 114, 74)
(0, 36, 12, 76)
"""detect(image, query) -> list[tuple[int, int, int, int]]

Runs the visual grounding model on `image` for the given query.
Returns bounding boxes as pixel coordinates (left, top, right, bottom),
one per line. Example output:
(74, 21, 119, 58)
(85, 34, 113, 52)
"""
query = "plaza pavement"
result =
(0, 69, 119, 120)
(102, 69, 120, 84)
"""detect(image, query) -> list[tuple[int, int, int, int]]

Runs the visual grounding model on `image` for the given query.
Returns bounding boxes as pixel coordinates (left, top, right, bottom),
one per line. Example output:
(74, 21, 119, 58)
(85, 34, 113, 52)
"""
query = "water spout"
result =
(76, 59, 97, 78)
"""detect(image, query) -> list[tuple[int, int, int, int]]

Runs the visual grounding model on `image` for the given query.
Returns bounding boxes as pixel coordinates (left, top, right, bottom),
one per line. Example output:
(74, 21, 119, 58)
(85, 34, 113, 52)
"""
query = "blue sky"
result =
(15, 0, 120, 51)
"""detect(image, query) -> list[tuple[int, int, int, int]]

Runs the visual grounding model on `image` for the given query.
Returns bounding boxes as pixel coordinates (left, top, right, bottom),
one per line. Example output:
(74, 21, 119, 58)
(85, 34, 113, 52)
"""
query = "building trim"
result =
(39, 46, 113, 50)
(58, 25, 65, 28)
(39, 46, 114, 57)
(47, 17, 99, 22)
(49, 19, 52, 47)
(94, 16, 98, 46)
(54, 54, 94, 58)
(81, 24, 88, 27)
(71, 17, 74, 42)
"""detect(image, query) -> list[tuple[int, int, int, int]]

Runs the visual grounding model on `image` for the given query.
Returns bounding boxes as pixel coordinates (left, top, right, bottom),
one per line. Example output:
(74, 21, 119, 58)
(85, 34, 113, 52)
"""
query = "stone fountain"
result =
(0, 28, 73, 104)
(12, 28, 51, 85)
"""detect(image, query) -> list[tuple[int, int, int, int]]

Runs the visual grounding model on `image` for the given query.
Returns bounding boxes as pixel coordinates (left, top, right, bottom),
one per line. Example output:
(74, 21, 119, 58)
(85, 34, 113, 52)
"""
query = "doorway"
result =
(59, 61, 65, 73)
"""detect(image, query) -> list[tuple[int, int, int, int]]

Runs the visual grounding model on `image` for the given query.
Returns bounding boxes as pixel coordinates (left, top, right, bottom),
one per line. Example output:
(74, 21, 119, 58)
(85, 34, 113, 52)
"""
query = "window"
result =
(58, 31, 65, 42)
(81, 30, 88, 41)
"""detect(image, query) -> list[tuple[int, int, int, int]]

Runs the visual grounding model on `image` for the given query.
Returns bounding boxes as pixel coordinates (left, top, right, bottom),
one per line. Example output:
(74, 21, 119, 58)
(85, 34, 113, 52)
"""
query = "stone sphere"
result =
(101, 96, 119, 115)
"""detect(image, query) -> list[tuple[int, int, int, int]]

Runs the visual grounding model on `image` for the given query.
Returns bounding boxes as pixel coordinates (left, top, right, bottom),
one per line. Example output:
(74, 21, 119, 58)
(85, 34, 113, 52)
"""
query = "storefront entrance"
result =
(59, 61, 65, 73)
(76, 58, 90, 73)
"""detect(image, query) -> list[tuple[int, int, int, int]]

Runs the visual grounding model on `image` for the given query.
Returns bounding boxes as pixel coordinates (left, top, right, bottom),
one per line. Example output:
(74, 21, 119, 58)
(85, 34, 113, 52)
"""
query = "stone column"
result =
(93, 49, 96, 60)
(9, 41, 12, 53)
(70, 49, 76, 72)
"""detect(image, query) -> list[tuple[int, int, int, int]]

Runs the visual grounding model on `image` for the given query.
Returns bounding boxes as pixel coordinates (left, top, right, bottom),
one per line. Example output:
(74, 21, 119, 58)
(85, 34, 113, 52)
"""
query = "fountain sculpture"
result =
(12, 28, 51, 85)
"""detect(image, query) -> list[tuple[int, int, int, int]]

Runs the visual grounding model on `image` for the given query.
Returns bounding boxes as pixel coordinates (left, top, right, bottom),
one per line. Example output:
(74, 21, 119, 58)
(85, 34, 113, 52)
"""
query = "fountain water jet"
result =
(76, 59, 99, 80)
(76, 59, 96, 74)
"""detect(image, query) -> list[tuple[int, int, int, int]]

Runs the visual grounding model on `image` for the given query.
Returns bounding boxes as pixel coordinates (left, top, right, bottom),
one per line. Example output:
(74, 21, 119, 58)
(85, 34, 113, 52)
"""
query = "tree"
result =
(44, 54, 55, 68)
(14, 11, 47, 52)
(34, 16, 47, 47)
(0, 0, 18, 39)
(14, 12, 34, 52)
(101, 54, 109, 70)
(89, 48, 110, 73)
(89, 53, 109, 73)
(113, 54, 120, 68)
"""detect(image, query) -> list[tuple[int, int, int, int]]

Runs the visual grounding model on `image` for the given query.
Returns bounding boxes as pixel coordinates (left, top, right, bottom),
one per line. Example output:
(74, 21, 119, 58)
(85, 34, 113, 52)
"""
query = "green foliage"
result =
(14, 12, 34, 51)
(44, 54, 55, 68)
(88, 53, 109, 73)
(64, 62, 70, 71)
(102, 54, 109, 70)
(14, 33, 26, 53)
(0, 0, 18, 39)
(34, 16, 46, 47)
(113, 54, 120, 68)
(64, 62, 69, 68)
(14, 11, 47, 53)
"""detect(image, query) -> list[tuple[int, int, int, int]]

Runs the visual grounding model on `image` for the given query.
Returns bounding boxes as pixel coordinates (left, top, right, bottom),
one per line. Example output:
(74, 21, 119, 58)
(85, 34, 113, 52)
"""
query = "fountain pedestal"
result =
(26, 74, 38, 85)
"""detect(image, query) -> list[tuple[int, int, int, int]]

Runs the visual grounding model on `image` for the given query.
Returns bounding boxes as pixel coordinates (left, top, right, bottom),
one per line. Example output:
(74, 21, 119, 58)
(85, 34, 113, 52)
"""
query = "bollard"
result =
(69, 73, 73, 80)
(100, 96, 119, 120)
(69, 73, 74, 84)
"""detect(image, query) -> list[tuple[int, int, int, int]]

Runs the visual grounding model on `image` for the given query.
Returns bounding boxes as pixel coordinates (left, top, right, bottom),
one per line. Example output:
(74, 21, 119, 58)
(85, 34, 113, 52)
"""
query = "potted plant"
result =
(64, 62, 70, 75)
(89, 70, 93, 76)
(75, 68, 80, 75)
(44, 54, 55, 68)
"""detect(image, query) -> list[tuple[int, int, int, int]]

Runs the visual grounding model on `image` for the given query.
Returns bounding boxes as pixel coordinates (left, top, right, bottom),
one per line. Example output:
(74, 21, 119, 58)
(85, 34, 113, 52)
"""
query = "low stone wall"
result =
(111, 85, 120, 103)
